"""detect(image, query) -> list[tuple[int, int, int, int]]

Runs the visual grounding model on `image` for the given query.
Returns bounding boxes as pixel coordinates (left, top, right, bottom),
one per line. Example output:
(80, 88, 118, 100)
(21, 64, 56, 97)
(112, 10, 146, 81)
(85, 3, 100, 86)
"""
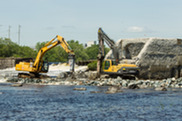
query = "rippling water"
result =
(0, 83, 182, 121)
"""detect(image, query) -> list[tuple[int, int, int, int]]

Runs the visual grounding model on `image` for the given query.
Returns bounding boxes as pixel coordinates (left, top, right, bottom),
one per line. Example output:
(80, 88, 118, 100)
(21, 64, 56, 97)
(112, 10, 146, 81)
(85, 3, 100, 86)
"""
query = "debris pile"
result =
(106, 38, 182, 79)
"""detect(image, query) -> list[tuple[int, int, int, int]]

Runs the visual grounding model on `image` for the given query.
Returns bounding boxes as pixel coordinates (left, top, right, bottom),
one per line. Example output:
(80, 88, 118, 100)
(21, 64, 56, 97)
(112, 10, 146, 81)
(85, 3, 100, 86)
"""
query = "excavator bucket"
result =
(68, 54, 75, 73)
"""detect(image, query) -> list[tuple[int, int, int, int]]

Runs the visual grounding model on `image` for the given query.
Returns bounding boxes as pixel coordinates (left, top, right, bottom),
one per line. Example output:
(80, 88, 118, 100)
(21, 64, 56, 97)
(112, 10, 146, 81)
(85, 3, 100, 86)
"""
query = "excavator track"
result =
(18, 73, 49, 78)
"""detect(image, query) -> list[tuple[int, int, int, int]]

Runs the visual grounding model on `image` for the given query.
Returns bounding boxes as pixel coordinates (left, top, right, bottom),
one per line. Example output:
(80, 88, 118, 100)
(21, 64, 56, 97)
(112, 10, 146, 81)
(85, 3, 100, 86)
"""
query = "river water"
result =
(0, 83, 182, 121)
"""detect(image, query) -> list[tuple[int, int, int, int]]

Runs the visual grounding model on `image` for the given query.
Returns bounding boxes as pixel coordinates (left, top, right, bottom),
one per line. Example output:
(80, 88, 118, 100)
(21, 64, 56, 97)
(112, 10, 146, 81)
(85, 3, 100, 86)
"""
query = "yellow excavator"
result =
(97, 28, 139, 78)
(15, 35, 75, 78)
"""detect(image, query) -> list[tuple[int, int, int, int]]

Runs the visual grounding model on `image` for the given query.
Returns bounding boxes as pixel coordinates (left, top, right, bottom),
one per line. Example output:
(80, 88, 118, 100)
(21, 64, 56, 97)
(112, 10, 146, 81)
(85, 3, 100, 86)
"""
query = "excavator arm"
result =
(98, 28, 119, 62)
(97, 28, 119, 74)
(33, 35, 74, 72)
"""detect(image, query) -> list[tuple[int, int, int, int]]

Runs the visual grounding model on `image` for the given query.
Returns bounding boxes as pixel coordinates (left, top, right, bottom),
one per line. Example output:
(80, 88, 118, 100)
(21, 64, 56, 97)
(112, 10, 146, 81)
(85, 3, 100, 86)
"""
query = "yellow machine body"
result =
(103, 59, 139, 76)
(15, 35, 75, 77)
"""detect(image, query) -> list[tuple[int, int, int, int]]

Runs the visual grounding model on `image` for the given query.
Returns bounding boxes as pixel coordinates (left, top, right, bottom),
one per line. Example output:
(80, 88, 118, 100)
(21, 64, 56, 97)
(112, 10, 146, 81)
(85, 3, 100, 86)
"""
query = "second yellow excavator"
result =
(97, 28, 139, 78)
(15, 35, 75, 78)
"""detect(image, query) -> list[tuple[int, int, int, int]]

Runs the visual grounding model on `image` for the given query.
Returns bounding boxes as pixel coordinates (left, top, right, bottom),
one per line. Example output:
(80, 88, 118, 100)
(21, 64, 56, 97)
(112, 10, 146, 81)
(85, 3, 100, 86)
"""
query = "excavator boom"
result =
(98, 28, 119, 62)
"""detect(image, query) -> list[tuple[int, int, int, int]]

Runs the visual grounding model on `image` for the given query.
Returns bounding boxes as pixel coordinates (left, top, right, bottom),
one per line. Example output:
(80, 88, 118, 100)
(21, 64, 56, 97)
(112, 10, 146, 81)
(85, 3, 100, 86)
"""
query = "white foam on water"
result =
(0, 67, 18, 83)
(47, 63, 88, 76)
(0, 63, 88, 82)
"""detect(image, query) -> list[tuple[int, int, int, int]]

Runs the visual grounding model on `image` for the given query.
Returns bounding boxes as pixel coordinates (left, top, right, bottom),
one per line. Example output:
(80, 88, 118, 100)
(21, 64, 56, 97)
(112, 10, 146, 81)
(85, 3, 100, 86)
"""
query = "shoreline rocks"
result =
(5, 75, 182, 90)
(2, 70, 182, 90)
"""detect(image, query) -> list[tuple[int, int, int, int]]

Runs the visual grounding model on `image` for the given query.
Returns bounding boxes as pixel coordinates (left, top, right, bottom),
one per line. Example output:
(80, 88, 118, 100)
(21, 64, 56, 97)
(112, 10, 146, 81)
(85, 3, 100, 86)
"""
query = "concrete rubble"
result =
(106, 38, 182, 79)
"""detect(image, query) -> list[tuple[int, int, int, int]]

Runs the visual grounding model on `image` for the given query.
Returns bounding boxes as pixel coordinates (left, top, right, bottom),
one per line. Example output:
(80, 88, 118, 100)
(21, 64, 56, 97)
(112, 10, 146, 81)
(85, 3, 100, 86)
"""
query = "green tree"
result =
(68, 40, 89, 61)
(0, 38, 36, 58)
(0, 37, 111, 62)
(85, 44, 110, 60)
(85, 44, 99, 60)
(35, 41, 66, 62)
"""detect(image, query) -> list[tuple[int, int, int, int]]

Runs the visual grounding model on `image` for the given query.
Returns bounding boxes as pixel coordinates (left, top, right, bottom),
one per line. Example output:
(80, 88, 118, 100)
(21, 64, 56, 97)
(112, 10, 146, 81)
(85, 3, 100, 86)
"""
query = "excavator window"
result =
(44, 62, 48, 72)
(104, 61, 110, 70)
(41, 61, 49, 72)
(112, 61, 117, 65)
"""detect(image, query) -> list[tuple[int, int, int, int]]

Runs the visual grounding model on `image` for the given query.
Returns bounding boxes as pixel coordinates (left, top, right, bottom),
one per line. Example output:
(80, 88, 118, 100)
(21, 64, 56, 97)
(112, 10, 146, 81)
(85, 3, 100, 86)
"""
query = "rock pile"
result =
(106, 38, 182, 79)
(6, 73, 182, 90)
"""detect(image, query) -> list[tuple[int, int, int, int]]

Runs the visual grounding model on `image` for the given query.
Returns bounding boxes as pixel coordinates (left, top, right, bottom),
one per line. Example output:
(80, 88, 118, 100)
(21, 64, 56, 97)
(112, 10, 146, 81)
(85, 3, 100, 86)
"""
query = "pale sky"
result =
(0, 0, 182, 46)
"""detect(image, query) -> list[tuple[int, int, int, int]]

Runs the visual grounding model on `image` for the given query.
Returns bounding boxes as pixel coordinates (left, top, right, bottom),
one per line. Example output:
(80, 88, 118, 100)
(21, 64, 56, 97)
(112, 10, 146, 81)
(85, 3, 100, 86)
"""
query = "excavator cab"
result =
(103, 60, 117, 69)
(40, 60, 49, 73)
(104, 60, 110, 70)
(103, 59, 118, 72)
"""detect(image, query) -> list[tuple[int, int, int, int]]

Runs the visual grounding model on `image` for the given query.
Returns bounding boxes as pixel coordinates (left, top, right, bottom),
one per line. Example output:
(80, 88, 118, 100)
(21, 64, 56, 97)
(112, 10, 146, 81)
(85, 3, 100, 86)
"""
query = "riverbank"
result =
(4, 73, 182, 91)
(1, 65, 182, 91)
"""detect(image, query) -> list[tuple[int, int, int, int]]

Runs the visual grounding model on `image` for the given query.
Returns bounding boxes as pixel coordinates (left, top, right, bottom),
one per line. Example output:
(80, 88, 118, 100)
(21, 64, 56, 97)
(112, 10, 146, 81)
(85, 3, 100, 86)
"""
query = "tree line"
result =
(0, 38, 110, 62)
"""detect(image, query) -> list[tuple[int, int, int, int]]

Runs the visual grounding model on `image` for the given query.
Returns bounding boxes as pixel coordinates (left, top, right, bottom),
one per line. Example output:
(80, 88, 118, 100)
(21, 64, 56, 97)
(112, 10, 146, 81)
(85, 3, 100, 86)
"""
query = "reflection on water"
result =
(0, 84, 182, 121)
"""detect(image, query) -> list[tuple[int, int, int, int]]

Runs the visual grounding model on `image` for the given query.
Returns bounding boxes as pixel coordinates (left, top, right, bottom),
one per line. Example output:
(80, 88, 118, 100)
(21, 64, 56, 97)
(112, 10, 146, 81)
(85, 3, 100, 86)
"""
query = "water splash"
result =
(0, 63, 88, 82)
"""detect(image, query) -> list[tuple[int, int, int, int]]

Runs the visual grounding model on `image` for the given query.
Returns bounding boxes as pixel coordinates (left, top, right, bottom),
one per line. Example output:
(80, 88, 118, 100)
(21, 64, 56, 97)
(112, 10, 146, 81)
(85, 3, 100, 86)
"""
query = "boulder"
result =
(121, 80, 128, 87)
(75, 71, 87, 78)
(155, 87, 167, 91)
(57, 72, 68, 79)
(128, 84, 140, 89)
(100, 74, 110, 79)
(64, 81, 73, 85)
(88, 71, 98, 80)
(115, 76, 122, 82)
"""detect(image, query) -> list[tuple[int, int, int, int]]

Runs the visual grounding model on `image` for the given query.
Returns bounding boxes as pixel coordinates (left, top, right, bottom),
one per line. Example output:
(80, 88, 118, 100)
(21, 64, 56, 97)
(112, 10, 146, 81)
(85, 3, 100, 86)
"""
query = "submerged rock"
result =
(128, 84, 140, 89)
(90, 91, 101, 93)
(155, 87, 167, 91)
(73, 87, 87, 91)
(6, 77, 19, 82)
(11, 83, 23, 87)
(105, 86, 123, 94)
